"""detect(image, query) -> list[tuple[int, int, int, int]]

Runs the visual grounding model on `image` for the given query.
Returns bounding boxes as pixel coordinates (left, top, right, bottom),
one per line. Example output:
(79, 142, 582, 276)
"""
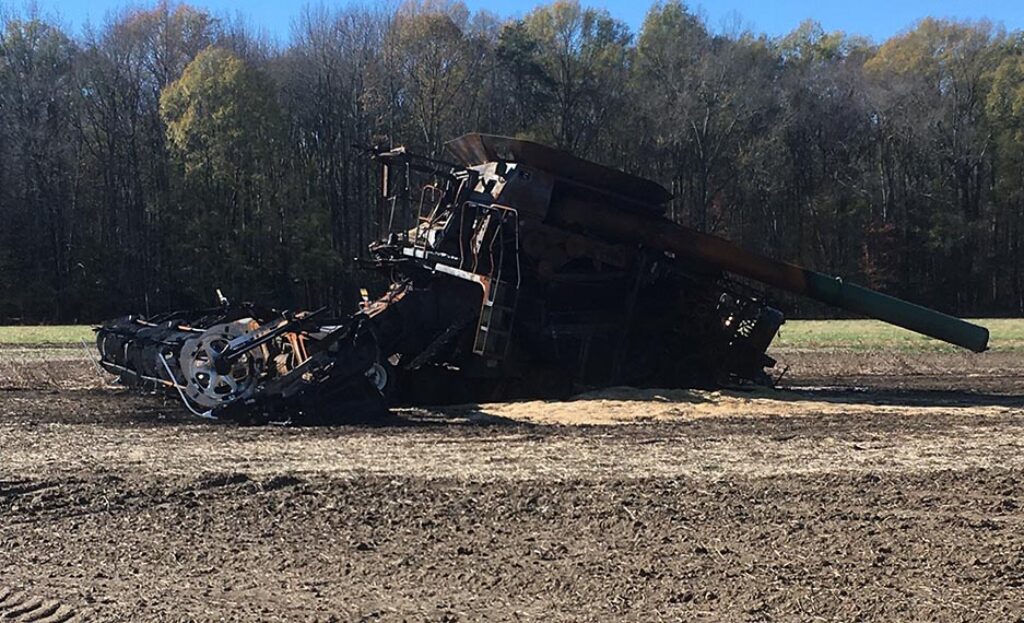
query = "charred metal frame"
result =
(96, 134, 989, 423)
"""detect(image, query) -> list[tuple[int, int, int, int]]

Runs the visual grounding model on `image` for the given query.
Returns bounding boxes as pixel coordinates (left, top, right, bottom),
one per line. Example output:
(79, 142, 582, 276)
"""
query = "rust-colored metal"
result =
(95, 133, 988, 424)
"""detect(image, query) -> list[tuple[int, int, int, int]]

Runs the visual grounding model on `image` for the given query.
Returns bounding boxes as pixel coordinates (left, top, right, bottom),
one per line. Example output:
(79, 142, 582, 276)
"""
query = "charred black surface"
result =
(95, 134, 982, 423)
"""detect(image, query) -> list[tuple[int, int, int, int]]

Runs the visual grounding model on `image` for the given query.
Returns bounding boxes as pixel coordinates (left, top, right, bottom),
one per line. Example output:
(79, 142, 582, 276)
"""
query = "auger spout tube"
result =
(801, 272, 989, 352)
(552, 198, 990, 353)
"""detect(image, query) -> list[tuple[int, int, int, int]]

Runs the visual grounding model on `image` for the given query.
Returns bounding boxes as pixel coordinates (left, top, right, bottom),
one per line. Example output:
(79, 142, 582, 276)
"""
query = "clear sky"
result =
(18, 0, 1024, 43)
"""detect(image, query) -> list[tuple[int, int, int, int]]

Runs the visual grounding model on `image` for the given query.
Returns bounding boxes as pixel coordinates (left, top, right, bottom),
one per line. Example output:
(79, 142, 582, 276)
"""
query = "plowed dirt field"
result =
(1, 344, 1023, 621)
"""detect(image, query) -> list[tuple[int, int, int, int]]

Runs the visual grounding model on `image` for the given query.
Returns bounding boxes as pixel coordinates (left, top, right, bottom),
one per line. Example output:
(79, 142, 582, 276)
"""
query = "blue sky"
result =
(19, 0, 1024, 43)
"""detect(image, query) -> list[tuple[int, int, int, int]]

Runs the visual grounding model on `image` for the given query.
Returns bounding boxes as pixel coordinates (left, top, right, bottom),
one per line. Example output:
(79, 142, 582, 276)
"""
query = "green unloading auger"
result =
(551, 198, 990, 353)
(798, 272, 988, 353)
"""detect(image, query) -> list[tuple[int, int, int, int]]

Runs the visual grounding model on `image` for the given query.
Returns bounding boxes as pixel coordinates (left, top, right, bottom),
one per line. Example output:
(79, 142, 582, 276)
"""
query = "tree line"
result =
(1, 0, 1022, 322)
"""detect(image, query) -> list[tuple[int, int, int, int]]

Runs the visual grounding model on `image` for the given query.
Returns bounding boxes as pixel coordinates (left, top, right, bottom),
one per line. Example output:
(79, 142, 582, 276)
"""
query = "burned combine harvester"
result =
(96, 134, 990, 423)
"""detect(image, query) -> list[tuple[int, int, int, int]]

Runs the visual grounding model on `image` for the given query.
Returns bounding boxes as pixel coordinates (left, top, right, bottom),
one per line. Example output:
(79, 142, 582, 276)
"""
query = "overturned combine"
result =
(96, 134, 989, 423)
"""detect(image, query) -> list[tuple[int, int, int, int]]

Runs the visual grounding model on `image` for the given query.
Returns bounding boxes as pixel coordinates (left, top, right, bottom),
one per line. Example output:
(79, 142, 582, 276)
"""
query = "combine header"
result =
(96, 134, 989, 422)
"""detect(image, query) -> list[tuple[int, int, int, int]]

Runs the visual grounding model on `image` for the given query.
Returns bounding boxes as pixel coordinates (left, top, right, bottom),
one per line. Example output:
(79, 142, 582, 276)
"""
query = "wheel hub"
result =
(180, 319, 266, 408)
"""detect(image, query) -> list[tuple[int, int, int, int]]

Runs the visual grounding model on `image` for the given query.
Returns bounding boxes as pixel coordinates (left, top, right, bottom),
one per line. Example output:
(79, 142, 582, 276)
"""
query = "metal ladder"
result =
(471, 205, 521, 360)
(473, 279, 518, 358)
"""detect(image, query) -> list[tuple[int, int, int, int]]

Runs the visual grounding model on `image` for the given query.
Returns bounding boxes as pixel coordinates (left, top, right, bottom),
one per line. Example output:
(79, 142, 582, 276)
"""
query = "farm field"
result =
(1, 320, 1023, 621)
(4, 317, 1024, 349)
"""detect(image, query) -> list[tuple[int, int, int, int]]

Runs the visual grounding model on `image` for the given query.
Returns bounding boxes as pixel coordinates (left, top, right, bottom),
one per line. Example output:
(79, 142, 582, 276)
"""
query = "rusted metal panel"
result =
(447, 133, 672, 210)
(96, 133, 988, 424)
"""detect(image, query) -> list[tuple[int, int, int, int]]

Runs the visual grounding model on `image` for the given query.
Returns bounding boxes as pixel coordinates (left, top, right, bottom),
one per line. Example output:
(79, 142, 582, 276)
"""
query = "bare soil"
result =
(1, 347, 1023, 621)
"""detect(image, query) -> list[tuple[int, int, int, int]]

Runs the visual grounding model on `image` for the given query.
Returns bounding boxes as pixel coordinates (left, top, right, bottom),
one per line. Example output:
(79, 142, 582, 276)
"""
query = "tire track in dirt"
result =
(0, 587, 85, 622)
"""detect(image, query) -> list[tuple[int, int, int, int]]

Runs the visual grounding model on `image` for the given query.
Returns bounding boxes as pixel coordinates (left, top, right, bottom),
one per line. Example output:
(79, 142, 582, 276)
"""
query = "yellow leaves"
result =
(395, 0, 470, 26)
(987, 55, 1024, 144)
(778, 19, 856, 63)
(384, 1, 480, 153)
(989, 56, 1024, 116)
(636, 1, 706, 78)
(159, 46, 282, 178)
(524, 0, 627, 55)
(865, 17, 998, 79)
(865, 23, 928, 76)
